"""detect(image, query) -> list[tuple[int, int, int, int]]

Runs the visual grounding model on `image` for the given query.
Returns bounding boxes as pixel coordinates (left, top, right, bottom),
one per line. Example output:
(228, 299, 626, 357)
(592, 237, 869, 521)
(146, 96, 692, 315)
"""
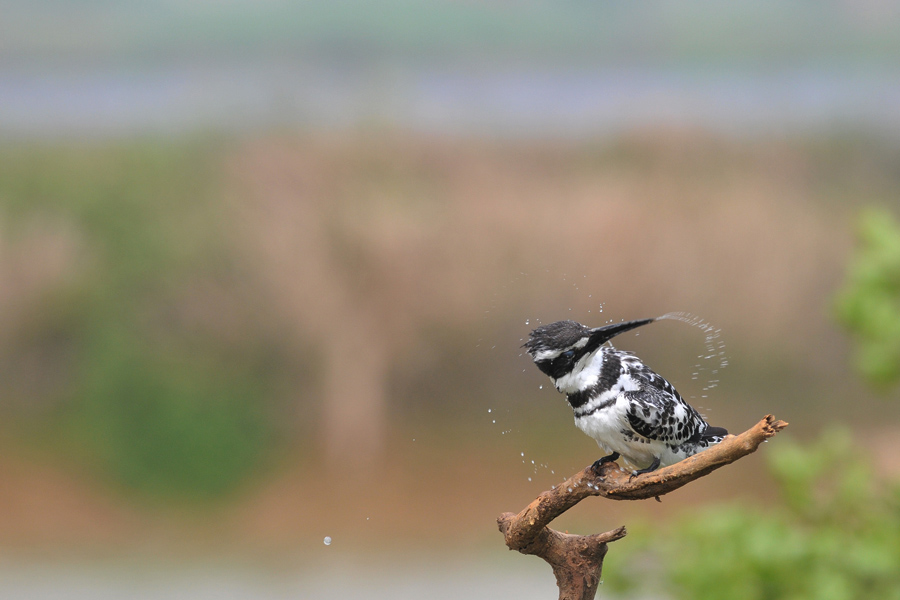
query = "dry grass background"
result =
(0, 130, 897, 556)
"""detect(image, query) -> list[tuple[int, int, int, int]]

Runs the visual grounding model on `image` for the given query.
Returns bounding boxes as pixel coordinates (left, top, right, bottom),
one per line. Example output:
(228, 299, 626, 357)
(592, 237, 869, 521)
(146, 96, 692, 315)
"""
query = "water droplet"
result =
(488, 408, 492, 413)
(539, 384, 543, 389)
(492, 419, 496, 424)
(521, 452, 525, 457)
(567, 487, 573, 492)
(323, 536, 332, 546)
(527, 477, 532, 482)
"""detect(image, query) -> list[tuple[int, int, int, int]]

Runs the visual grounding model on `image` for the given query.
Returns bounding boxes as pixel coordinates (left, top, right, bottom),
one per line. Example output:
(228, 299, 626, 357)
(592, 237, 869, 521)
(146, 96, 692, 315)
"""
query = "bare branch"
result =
(498, 415, 788, 600)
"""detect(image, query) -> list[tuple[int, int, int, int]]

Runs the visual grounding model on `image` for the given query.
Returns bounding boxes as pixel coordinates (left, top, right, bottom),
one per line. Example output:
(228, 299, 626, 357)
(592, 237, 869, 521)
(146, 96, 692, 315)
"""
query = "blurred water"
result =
(1, 62, 898, 139)
(0, 558, 560, 600)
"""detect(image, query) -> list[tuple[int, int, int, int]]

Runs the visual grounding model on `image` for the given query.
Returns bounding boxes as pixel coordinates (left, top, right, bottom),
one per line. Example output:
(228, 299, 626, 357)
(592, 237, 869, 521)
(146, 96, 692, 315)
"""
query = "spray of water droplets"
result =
(657, 311, 728, 406)
(516, 449, 559, 483)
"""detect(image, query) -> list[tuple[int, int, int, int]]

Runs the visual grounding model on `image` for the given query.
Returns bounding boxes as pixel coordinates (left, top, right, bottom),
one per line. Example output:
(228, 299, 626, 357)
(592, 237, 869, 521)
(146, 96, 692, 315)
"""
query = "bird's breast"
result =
(573, 394, 630, 438)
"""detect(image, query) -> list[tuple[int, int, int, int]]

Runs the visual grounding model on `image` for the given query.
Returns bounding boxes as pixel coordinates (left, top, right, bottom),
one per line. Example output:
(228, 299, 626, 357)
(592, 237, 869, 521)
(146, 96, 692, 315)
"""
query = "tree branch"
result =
(497, 414, 788, 600)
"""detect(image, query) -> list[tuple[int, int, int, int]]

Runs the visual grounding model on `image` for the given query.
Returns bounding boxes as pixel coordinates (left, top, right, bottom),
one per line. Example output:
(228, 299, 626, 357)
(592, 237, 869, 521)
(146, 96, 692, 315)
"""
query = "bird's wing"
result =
(622, 366, 707, 445)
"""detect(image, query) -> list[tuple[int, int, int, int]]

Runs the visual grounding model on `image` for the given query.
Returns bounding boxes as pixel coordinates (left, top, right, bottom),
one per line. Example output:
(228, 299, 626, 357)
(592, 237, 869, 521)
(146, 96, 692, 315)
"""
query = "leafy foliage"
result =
(835, 209, 900, 387)
(606, 431, 900, 600)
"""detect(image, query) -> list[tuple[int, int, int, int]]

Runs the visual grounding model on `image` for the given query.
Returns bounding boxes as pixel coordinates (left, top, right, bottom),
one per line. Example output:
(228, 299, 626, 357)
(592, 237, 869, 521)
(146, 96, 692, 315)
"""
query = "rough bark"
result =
(498, 414, 789, 600)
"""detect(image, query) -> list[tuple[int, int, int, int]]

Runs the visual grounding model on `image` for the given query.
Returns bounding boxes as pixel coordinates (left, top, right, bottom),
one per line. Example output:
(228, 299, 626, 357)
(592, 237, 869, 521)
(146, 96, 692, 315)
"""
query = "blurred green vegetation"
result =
(606, 430, 900, 600)
(0, 141, 286, 500)
(835, 209, 900, 388)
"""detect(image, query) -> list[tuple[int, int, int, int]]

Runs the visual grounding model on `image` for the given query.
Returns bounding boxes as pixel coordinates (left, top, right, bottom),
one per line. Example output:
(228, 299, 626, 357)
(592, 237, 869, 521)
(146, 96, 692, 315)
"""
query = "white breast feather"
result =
(554, 350, 602, 394)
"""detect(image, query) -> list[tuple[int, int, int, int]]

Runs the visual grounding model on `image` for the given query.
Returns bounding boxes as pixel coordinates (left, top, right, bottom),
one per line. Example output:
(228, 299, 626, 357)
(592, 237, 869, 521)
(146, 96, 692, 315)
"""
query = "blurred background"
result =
(2, 2, 900, 598)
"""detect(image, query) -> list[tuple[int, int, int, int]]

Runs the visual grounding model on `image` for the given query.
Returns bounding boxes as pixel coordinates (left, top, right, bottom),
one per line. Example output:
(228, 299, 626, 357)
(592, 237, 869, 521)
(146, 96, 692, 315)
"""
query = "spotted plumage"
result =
(524, 318, 727, 476)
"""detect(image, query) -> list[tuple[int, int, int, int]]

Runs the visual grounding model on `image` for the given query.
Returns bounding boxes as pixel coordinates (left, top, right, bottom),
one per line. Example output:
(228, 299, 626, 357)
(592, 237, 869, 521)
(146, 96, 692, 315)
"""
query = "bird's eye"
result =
(562, 350, 576, 360)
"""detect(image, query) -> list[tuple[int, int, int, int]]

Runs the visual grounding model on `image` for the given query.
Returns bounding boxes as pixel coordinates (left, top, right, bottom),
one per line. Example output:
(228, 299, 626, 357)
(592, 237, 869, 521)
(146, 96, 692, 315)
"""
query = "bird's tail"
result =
(701, 425, 728, 442)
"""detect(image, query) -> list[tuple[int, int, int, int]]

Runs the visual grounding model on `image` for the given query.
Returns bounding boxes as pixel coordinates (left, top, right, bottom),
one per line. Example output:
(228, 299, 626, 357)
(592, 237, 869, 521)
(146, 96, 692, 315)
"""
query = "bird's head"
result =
(524, 317, 656, 380)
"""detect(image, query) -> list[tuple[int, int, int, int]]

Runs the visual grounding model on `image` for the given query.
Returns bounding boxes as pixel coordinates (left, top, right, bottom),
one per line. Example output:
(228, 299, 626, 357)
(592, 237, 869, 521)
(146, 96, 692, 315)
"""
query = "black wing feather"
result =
(623, 363, 707, 445)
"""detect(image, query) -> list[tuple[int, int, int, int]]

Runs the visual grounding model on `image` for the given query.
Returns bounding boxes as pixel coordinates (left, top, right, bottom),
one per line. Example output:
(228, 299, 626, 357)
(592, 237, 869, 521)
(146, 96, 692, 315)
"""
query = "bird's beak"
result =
(588, 317, 656, 346)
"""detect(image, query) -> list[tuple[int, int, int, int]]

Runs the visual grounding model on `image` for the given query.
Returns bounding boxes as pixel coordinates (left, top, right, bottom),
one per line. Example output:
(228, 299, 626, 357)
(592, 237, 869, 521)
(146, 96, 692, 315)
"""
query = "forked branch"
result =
(497, 414, 788, 600)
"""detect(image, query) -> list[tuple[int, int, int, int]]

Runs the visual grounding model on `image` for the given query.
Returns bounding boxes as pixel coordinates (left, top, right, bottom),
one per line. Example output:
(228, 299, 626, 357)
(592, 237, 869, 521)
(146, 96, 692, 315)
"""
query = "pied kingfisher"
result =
(524, 317, 727, 477)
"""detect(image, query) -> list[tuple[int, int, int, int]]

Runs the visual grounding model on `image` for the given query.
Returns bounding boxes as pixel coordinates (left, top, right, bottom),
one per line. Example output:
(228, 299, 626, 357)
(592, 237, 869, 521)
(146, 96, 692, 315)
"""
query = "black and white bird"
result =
(524, 317, 727, 477)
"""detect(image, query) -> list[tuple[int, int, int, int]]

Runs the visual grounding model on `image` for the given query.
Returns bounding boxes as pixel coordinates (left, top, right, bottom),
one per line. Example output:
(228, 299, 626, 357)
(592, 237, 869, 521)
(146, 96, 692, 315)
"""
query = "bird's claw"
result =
(590, 452, 620, 475)
(628, 456, 661, 481)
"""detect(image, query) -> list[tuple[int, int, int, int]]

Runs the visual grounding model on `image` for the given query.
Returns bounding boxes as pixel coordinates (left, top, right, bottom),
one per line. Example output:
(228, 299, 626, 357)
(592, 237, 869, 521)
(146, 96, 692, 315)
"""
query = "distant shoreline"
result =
(1, 63, 898, 139)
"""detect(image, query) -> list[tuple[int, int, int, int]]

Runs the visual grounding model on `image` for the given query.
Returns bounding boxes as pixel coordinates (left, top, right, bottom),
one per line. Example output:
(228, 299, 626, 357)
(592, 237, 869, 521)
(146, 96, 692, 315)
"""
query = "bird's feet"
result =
(590, 452, 620, 474)
(628, 456, 661, 481)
